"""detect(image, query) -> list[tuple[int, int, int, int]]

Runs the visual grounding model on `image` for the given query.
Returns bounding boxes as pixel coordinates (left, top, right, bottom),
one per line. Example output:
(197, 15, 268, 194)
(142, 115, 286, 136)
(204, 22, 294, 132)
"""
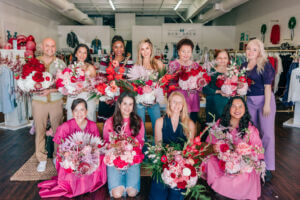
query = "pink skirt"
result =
(201, 156, 261, 200)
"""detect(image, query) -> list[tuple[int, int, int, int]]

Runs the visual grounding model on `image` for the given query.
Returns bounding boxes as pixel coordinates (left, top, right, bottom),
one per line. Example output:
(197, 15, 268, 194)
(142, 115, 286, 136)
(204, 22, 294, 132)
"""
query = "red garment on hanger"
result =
(270, 24, 280, 44)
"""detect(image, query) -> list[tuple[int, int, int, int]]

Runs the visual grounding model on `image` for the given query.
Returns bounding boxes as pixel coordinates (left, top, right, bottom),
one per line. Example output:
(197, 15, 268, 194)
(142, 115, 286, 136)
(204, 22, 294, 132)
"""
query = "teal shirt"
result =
(203, 68, 229, 122)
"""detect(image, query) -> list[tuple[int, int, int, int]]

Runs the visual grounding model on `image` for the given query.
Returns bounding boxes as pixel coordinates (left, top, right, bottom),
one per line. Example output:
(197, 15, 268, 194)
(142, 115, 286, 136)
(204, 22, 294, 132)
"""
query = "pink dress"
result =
(38, 119, 107, 198)
(103, 117, 145, 145)
(201, 122, 264, 200)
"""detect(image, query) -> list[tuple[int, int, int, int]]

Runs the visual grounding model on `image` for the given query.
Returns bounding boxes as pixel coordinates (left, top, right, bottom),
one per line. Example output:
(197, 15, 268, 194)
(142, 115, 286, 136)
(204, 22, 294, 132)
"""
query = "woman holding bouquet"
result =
(103, 92, 145, 198)
(242, 39, 275, 181)
(201, 97, 265, 200)
(203, 50, 230, 123)
(134, 38, 164, 137)
(98, 35, 133, 122)
(168, 38, 202, 123)
(149, 91, 195, 200)
(66, 44, 97, 121)
(38, 98, 107, 198)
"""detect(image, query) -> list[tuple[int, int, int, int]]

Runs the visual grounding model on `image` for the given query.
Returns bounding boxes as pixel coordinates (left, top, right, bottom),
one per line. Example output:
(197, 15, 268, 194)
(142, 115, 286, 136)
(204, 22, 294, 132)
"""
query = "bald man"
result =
(32, 38, 66, 172)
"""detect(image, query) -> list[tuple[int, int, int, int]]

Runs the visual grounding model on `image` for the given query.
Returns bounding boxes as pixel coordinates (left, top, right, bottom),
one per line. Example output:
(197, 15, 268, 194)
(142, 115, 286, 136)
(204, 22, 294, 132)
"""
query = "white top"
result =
(288, 67, 300, 102)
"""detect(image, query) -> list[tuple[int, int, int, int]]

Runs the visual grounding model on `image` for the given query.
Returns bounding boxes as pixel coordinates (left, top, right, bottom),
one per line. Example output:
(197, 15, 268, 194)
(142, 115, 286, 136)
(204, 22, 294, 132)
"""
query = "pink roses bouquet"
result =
(57, 131, 105, 175)
(55, 62, 88, 95)
(103, 123, 144, 170)
(216, 64, 248, 96)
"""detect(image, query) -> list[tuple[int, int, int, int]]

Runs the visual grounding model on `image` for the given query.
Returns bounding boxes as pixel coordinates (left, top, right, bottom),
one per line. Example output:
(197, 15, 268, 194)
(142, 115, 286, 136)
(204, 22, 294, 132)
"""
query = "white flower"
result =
(182, 167, 192, 176)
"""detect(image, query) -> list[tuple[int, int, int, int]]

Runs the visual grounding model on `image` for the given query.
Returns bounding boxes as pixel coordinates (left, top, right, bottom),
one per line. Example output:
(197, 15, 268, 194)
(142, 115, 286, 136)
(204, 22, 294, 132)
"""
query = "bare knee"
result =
(126, 187, 138, 197)
(111, 186, 124, 199)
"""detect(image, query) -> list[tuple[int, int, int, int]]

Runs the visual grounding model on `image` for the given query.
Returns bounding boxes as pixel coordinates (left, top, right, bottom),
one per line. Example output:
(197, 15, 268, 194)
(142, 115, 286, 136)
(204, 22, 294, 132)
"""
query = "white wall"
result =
(0, 1, 75, 47)
(136, 17, 165, 26)
(131, 23, 236, 62)
(214, 0, 300, 48)
(132, 26, 163, 62)
(57, 25, 113, 52)
(115, 13, 136, 40)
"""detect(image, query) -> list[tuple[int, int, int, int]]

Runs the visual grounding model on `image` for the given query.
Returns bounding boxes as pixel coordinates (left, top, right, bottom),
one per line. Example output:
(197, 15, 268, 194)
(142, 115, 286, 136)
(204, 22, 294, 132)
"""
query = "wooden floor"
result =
(0, 112, 299, 200)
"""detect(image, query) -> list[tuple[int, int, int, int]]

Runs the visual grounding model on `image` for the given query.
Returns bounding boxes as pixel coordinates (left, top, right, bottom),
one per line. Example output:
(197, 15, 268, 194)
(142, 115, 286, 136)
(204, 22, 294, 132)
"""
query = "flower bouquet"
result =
(177, 66, 211, 91)
(144, 135, 210, 199)
(15, 57, 53, 92)
(209, 122, 266, 179)
(103, 123, 144, 170)
(216, 64, 248, 96)
(57, 131, 105, 175)
(55, 62, 88, 95)
(117, 65, 165, 105)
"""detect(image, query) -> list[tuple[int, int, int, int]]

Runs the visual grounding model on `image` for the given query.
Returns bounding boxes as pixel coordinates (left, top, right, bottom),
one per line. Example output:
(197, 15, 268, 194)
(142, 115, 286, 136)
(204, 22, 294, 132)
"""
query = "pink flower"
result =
(143, 85, 153, 93)
(236, 142, 252, 156)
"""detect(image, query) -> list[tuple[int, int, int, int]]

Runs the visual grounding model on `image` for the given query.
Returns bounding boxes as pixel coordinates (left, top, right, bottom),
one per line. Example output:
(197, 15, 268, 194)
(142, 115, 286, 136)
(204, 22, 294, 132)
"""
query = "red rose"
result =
(190, 68, 199, 76)
(203, 73, 211, 83)
(177, 181, 187, 189)
(216, 78, 225, 88)
(15, 74, 20, 80)
(170, 173, 176, 179)
(220, 143, 230, 153)
(32, 71, 44, 82)
(78, 162, 91, 174)
(146, 80, 153, 86)
(193, 136, 201, 145)
(56, 79, 64, 88)
(70, 76, 77, 83)
(201, 165, 205, 172)
(45, 76, 50, 81)
(218, 160, 226, 171)
(63, 68, 72, 74)
(137, 87, 143, 95)
(160, 155, 168, 163)
(162, 163, 169, 170)
(179, 72, 189, 81)
(113, 156, 128, 169)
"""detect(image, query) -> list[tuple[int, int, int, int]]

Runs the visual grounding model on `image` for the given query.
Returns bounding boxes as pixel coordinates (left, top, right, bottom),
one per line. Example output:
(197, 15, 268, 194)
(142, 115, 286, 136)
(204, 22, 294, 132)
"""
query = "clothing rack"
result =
(0, 49, 32, 130)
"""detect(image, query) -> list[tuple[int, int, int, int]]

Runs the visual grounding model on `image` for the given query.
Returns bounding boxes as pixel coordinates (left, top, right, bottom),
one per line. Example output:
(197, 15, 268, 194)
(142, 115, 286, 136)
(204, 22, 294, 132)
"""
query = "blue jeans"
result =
(107, 164, 141, 197)
(136, 103, 161, 141)
(149, 178, 185, 200)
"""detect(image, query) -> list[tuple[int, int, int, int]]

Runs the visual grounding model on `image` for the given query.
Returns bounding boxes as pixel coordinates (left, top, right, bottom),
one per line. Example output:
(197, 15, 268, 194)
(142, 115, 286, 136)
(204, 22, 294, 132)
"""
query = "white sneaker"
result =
(53, 158, 56, 167)
(37, 161, 47, 172)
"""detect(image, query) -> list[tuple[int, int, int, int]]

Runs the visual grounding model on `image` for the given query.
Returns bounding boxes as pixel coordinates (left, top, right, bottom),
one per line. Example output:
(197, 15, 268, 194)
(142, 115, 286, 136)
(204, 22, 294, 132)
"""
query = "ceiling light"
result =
(174, 0, 182, 11)
(109, 0, 116, 11)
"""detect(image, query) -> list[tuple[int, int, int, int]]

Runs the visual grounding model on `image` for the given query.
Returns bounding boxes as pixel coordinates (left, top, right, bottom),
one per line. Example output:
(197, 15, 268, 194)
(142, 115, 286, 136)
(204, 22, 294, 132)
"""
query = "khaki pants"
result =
(32, 100, 63, 162)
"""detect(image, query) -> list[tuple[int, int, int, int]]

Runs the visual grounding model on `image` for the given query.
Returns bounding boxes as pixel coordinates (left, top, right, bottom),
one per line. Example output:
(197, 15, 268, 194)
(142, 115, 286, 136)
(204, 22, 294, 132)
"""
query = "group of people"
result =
(32, 35, 275, 200)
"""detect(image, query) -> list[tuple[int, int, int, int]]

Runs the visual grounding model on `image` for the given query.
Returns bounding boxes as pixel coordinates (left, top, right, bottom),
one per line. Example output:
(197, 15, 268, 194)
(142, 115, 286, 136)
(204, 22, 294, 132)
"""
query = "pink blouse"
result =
(53, 119, 99, 144)
(103, 117, 145, 146)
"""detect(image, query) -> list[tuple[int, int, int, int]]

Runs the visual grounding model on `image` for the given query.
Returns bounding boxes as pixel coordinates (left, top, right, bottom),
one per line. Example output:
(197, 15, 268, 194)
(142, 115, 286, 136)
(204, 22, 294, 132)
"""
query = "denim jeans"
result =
(107, 164, 141, 197)
(136, 103, 161, 141)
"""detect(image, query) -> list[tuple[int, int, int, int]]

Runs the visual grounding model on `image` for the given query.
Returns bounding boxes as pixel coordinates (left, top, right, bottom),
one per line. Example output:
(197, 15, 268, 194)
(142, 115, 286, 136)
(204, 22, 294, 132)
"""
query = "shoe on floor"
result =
(37, 161, 47, 172)
(265, 170, 273, 182)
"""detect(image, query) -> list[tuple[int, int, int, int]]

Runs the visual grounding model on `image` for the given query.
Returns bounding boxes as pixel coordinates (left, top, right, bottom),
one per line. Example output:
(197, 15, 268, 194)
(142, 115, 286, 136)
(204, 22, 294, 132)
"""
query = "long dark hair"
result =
(220, 96, 252, 138)
(113, 92, 141, 137)
(72, 43, 92, 64)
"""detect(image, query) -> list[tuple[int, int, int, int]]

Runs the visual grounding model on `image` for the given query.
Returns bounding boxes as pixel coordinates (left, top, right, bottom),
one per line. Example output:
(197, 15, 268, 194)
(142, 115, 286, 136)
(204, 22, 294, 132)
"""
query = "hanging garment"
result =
(66, 32, 79, 48)
(288, 67, 300, 102)
(270, 24, 280, 44)
(282, 62, 299, 106)
(0, 65, 16, 114)
(91, 38, 102, 54)
(277, 55, 293, 96)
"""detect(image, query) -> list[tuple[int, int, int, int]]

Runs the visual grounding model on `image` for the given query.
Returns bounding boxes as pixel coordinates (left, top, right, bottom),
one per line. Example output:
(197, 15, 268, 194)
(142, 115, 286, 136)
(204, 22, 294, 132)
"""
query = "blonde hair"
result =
(247, 39, 268, 74)
(166, 91, 191, 138)
(136, 38, 159, 71)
